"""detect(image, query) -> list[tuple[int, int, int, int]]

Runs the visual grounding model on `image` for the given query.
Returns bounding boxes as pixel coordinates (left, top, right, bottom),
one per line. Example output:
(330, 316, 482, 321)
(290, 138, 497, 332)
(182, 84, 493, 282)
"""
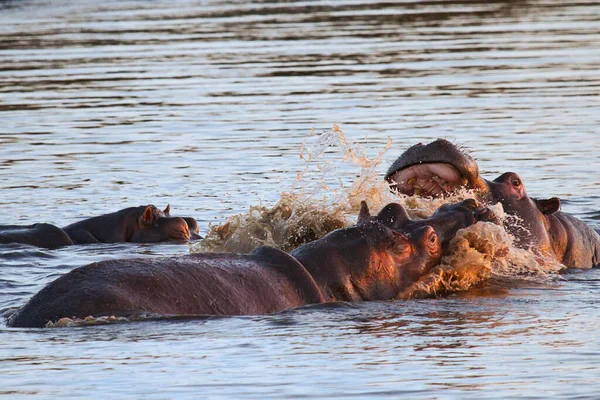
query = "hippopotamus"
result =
(0, 205, 201, 248)
(7, 200, 486, 328)
(385, 139, 600, 269)
(0, 223, 73, 249)
(62, 204, 200, 244)
(377, 198, 490, 249)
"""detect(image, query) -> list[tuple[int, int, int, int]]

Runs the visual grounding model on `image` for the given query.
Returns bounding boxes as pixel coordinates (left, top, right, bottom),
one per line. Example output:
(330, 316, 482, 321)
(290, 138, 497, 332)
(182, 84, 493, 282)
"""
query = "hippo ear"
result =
(164, 204, 171, 215)
(534, 197, 561, 215)
(141, 205, 157, 224)
(357, 201, 371, 224)
(376, 203, 410, 230)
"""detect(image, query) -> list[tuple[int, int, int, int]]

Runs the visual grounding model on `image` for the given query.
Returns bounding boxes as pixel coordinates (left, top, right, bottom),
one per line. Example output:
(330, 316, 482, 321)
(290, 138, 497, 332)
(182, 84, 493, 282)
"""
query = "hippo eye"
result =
(511, 179, 521, 188)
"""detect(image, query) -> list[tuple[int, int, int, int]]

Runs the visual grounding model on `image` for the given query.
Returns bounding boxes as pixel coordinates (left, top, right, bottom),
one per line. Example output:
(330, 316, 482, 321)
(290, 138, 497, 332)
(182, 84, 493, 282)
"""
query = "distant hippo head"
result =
(133, 216, 195, 243)
(134, 208, 199, 243)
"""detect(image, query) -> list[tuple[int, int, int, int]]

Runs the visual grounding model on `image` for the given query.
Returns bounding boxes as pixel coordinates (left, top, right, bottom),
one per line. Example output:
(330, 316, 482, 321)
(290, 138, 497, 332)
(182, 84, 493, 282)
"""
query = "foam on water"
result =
(192, 124, 393, 253)
(45, 315, 129, 328)
(399, 219, 564, 299)
(191, 125, 563, 296)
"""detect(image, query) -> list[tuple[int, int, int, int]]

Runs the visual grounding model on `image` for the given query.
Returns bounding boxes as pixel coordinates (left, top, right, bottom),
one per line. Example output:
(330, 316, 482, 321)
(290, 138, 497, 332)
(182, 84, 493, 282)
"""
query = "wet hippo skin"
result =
(62, 204, 186, 244)
(386, 139, 600, 268)
(0, 205, 201, 248)
(7, 201, 482, 328)
(0, 223, 74, 249)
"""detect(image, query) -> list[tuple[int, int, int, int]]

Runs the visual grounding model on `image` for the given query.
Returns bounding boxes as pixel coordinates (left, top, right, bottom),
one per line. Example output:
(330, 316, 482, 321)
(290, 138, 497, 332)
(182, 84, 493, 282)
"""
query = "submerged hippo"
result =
(62, 204, 201, 244)
(386, 139, 600, 268)
(0, 223, 73, 249)
(7, 201, 485, 328)
(0, 205, 201, 248)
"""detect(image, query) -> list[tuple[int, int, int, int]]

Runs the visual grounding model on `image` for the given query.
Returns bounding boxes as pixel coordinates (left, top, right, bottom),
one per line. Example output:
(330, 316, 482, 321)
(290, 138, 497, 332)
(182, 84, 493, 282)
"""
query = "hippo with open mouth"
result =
(386, 139, 600, 269)
(6, 200, 486, 328)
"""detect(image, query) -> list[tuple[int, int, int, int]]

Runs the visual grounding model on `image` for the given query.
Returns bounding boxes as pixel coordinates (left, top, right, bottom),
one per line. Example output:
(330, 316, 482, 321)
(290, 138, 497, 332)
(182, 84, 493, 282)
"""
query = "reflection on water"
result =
(2, 0, 600, 398)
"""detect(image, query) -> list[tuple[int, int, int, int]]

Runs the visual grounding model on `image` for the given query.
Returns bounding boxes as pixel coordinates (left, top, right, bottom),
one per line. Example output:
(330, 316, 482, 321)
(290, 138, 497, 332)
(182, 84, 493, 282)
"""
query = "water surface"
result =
(1, 0, 600, 398)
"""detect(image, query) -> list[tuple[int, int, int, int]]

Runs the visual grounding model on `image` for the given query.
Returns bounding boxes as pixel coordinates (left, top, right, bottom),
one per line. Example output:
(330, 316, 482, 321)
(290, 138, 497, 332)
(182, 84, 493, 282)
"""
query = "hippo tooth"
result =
(408, 177, 417, 186)
(414, 188, 421, 195)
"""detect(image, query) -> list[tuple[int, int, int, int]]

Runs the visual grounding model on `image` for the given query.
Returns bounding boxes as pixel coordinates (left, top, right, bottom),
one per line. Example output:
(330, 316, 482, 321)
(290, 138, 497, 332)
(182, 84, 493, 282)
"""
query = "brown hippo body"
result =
(7, 246, 324, 327)
(0, 223, 74, 249)
(8, 201, 485, 328)
(386, 139, 600, 269)
(540, 204, 600, 269)
(62, 205, 184, 244)
(0, 205, 200, 248)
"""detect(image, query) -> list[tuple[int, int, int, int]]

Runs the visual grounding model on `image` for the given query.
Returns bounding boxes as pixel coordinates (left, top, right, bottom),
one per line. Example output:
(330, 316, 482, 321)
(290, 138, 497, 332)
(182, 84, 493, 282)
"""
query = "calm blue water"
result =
(1, 0, 600, 398)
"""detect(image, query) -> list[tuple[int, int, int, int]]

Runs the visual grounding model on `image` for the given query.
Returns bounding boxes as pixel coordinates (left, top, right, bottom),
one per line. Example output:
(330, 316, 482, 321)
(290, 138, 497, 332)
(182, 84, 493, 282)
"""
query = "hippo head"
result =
(385, 139, 488, 197)
(351, 201, 446, 299)
(386, 140, 563, 251)
(393, 199, 493, 248)
(135, 205, 202, 242)
(133, 214, 197, 243)
(487, 172, 560, 251)
(291, 201, 443, 302)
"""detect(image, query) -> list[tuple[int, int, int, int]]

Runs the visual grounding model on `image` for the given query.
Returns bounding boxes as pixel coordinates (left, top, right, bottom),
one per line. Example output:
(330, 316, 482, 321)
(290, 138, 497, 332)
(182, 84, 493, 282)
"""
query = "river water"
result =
(1, 0, 600, 398)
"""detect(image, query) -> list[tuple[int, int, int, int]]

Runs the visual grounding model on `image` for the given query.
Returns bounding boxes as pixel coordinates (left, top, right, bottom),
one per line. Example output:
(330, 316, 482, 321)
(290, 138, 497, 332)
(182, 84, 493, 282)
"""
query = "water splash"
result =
(192, 124, 477, 253)
(192, 124, 395, 253)
(399, 217, 564, 299)
(191, 124, 563, 296)
(192, 192, 350, 254)
(46, 315, 129, 328)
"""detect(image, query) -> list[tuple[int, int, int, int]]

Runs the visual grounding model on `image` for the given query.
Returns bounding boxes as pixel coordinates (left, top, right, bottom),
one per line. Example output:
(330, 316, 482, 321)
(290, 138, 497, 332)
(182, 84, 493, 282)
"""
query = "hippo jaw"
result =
(385, 139, 487, 197)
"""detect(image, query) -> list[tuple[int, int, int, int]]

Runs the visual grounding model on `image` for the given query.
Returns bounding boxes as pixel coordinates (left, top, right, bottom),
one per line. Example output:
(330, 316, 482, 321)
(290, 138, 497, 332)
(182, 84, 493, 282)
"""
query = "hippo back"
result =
(7, 246, 324, 328)
(0, 223, 74, 248)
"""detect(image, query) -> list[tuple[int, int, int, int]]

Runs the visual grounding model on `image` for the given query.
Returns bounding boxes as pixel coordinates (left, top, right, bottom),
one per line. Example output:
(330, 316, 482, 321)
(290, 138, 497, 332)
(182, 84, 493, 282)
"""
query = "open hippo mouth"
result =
(385, 139, 484, 197)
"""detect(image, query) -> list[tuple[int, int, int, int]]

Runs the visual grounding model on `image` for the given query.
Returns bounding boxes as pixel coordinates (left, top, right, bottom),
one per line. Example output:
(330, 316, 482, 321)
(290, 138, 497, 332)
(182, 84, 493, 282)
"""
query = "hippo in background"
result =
(0, 204, 201, 249)
(7, 200, 489, 328)
(385, 139, 600, 269)
(62, 204, 200, 244)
